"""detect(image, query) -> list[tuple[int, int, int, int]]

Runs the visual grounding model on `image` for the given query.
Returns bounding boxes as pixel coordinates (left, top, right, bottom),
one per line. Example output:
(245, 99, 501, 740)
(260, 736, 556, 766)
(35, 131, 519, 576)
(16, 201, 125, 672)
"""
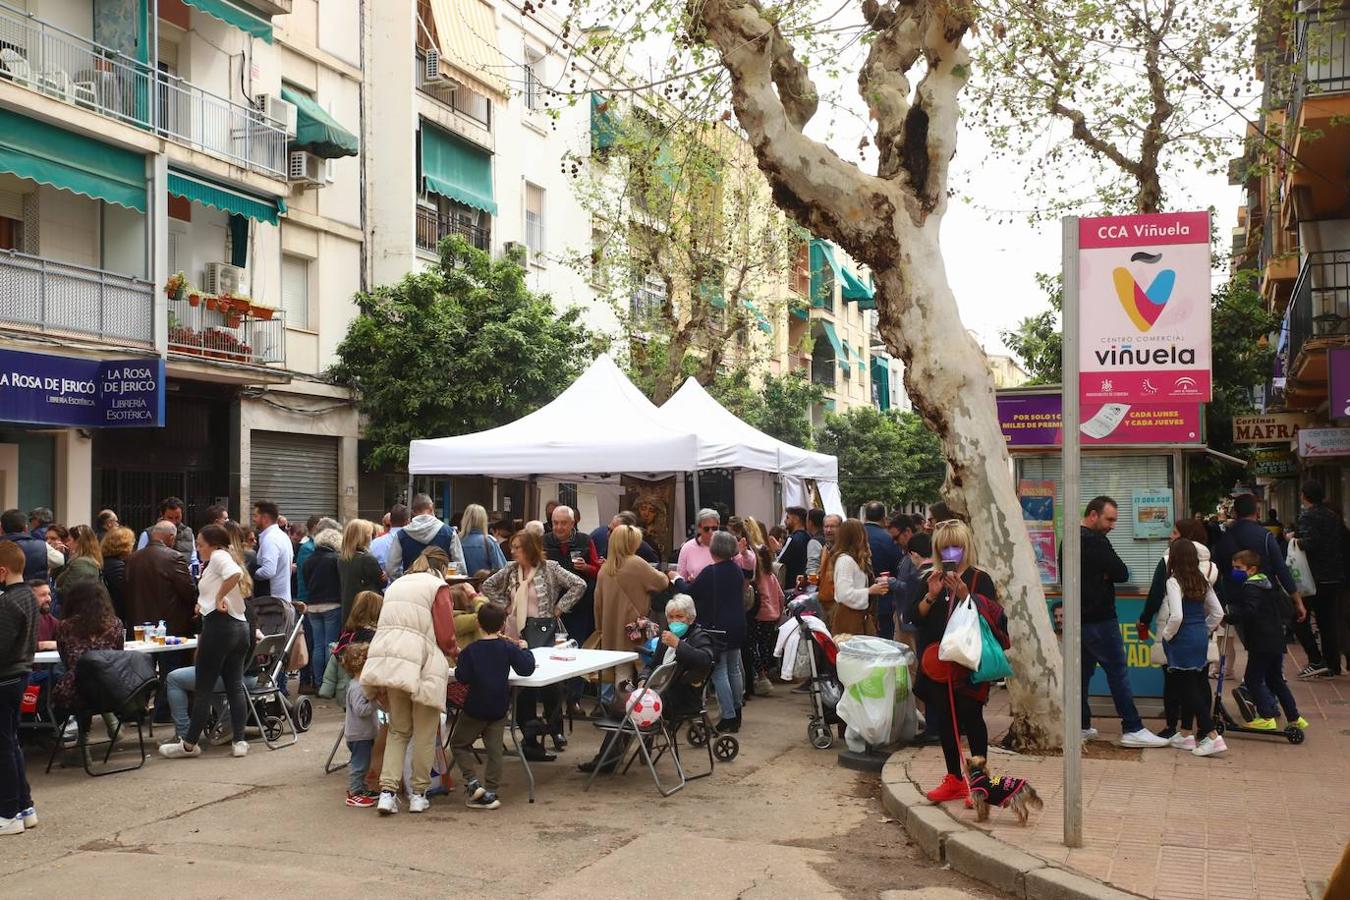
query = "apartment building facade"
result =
(0, 0, 365, 528)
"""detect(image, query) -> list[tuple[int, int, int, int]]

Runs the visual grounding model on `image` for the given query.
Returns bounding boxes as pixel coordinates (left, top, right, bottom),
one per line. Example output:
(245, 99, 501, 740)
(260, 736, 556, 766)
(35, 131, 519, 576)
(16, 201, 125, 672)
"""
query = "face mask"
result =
(668, 621, 690, 637)
(1231, 568, 1249, 584)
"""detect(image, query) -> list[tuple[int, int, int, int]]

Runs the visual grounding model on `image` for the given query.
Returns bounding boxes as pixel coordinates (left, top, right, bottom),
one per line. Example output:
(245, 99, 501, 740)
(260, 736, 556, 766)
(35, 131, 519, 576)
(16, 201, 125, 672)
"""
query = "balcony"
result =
(1283, 12, 1350, 218)
(0, 5, 287, 178)
(0, 250, 154, 348)
(415, 206, 491, 255)
(167, 294, 285, 367)
(1283, 249, 1350, 409)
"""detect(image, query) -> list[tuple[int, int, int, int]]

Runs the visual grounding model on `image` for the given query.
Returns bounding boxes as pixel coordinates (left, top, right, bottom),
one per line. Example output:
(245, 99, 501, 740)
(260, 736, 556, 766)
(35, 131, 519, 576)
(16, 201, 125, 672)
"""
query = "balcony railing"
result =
(1287, 249, 1350, 368)
(0, 249, 154, 347)
(1287, 12, 1350, 124)
(0, 4, 288, 177)
(168, 297, 285, 366)
(415, 207, 491, 254)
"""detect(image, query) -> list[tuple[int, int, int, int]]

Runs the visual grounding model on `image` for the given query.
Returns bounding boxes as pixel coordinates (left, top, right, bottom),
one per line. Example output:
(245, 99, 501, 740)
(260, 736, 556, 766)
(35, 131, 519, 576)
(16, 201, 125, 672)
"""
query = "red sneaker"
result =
(925, 774, 969, 803)
(346, 791, 376, 808)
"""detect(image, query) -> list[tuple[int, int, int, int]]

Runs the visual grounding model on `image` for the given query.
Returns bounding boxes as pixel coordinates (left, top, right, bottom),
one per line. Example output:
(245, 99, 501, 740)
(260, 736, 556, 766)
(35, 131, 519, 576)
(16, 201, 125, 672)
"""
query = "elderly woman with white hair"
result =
(673, 530, 751, 734)
(677, 508, 755, 582)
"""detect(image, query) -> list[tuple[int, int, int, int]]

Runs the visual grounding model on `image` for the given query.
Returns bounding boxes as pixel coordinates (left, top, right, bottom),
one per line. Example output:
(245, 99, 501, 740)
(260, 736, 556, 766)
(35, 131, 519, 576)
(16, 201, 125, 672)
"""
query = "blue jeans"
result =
(712, 648, 745, 719)
(166, 666, 258, 740)
(308, 607, 343, 688)
(1244, 651, 1299, 720)
(1081, 618, 1143, 734)
(347, 739, 373, 795)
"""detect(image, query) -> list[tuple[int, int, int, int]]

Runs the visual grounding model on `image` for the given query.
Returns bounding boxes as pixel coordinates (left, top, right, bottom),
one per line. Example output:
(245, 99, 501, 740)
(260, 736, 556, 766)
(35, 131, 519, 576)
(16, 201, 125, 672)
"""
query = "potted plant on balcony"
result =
(165, 271, 187, 303)
(249, 301, 276, 321)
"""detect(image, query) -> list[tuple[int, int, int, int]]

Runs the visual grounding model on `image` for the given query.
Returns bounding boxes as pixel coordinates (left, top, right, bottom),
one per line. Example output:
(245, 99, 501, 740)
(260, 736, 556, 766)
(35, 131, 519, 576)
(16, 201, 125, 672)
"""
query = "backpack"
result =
(1269, 579, 1295, 628)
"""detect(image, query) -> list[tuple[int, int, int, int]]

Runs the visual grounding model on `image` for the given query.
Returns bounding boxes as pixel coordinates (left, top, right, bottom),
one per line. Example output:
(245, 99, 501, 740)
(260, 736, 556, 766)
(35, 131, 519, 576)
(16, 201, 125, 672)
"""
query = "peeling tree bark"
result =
(691, 0, 1064, 747)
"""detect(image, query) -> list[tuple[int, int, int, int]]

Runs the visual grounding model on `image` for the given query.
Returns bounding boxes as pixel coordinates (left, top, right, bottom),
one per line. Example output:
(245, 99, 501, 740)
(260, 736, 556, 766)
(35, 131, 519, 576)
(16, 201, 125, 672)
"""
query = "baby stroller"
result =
(216, 596, 313, 749)
(786, 595, 845, 750)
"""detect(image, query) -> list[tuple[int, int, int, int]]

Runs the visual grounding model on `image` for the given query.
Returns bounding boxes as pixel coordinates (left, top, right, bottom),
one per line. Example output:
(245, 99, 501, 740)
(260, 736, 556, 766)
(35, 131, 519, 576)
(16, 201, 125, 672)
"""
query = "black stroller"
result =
(211, 596, 312, 749)
(785, 594, 845, 750)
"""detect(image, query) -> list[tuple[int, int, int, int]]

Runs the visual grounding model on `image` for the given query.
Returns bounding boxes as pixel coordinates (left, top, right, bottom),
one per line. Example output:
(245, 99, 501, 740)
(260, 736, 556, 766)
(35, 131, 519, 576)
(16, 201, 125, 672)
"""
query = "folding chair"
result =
(325, 721, 349, 773)
(583, 661, 686, 797)
(46, 650, 158, 777)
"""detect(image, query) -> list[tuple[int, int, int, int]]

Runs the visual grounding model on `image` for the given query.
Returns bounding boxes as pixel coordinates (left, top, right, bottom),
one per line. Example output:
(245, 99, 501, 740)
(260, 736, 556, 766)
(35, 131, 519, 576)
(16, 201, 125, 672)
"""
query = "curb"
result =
(882, 749, 1143, 900)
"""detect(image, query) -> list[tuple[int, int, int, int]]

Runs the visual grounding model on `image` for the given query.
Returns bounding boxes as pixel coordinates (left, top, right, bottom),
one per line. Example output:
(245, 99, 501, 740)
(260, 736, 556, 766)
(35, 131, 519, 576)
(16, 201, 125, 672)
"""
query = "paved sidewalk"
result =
(904, 647, 1350, 899)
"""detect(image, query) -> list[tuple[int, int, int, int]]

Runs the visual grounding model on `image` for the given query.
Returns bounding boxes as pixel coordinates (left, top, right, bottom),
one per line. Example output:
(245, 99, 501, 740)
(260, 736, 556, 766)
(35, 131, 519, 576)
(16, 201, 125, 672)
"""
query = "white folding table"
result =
(451, 646, 638, 803)
(33, 638, 198, 666)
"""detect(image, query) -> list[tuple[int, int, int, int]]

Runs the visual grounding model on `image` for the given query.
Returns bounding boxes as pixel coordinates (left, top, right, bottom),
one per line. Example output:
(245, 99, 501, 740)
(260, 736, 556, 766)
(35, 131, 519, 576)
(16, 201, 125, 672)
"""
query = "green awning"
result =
(790, 297, 809, 320)
(590, 93, 619, 152)
(810, 239, 841, 308)
(168, 171, 286, 225)
(281, 86, 358, 158)
(700, 278, 726, 309)
(0, 110, 145, 211)
(182, 0, 274, 43)
(420, 122, 497, 215)
(872, 356, 891, 410)
(841, 267, 874, 301)
(744, 300, 773, 334)
(839, 340, 854, 376)
(819, 320, 849, 375)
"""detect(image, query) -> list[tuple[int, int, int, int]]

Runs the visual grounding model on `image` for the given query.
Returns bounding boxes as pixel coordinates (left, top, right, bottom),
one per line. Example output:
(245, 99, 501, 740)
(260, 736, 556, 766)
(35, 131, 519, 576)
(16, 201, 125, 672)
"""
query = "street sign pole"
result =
(1061, 217, 1083, 849)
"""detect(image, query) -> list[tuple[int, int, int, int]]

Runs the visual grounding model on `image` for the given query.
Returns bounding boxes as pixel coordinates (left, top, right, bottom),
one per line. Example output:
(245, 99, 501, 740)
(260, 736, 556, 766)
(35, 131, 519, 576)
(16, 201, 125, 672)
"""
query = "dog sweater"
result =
(969, 771, 1030, 808)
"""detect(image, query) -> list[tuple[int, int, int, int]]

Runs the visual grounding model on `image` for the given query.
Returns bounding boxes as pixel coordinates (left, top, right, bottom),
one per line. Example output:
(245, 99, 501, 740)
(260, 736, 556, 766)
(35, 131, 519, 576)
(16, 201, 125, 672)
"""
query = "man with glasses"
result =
(678, 509, 753, 581)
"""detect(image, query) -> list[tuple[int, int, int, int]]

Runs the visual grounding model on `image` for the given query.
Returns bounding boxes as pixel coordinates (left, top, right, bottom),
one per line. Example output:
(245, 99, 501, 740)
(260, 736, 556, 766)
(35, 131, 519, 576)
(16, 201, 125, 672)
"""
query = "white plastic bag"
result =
(1286, 539, 1317, 597)
(835, 637, 914, 747)
(938, 597, 983, 671)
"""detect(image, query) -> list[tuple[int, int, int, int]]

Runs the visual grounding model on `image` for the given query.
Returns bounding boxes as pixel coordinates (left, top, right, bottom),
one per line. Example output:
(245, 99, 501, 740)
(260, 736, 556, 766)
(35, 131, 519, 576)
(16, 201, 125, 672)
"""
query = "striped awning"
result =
(430, 0, 510, 99)
(168, 171, 286, 225)
(0, 110, 145, 211)
(182, 0, 274, 43)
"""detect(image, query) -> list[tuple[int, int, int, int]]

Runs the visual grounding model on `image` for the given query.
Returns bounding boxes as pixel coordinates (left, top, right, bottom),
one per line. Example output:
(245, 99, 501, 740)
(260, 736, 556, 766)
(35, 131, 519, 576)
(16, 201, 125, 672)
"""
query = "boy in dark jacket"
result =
(1228, 550, 1308, 731)
(448, 603, 536, 810)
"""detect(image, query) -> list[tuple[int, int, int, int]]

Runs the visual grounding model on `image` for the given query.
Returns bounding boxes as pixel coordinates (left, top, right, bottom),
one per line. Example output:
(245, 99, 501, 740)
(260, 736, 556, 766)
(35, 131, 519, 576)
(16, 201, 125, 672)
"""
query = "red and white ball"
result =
(625, 688, 663, 727)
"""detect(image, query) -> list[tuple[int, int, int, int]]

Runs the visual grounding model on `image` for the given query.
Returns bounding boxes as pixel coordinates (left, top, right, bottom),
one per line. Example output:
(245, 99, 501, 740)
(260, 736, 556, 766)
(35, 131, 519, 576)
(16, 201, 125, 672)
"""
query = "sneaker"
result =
(1291, 716, 1310, 729)
(925, 773, 969, 803)
(408, 793, 430, 813)
(18, 807, 36, 829)
(1298, 663, 1330, 679)
(231, 741, 249, 758)
(1157, 727, 1177, 740)
(0, 815, 23, 836)
(1120, 728, 1170, 748)
(208, 724, 233, 746)
(791, 682, 811, 694)
(1081, 727, 1099, 741)
(345, 791, 376, 808)
(158, 739, 201, 759)
(467, 791, 500, 810)
(463, 779, 485, 802)
(376, 791, 399, 816)
(1192, 735, 1228, 757)
(1247, 717, 1279, 732)
(1169, 733, 1196, 750)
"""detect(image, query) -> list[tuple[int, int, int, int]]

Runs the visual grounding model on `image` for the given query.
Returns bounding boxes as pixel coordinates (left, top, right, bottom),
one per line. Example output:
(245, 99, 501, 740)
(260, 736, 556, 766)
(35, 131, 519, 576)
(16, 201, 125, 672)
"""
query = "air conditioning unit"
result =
(424, 48, 447, 83)
(204, 261, 247, 296)
(288, 150, 332, 186)
(503, 240, 530, 268)
(256, 94, 298, 138)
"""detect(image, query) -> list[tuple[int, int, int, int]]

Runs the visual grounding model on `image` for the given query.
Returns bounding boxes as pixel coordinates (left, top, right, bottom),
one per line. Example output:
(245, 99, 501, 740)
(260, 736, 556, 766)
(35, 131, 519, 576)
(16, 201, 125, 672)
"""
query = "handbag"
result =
(625, 616, 660, 644)
(971, 614, 1012, 683)
(938, 596, 983, 671)
(522, 616, 560, 649)
(1286, 538, 1317, 597)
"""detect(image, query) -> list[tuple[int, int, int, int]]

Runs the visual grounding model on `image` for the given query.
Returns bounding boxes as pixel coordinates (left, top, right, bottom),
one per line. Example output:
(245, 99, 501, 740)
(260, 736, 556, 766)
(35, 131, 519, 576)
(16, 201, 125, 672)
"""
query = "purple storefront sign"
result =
(0, 348, 164, 428)
(998, 390, 1202, 447)
(1329, 347, 1350, 420)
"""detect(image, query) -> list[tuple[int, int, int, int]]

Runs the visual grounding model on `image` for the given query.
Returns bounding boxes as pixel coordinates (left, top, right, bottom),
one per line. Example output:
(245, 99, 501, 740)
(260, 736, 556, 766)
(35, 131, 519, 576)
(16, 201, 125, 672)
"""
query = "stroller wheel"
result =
(293, 697, 313, 733)
(1285, 726, 1305, 745)
(686, 721, 710, 747)
(713, 735, 739, 762)
(263, 716, 285, 743)
(808, 720, 833, 750)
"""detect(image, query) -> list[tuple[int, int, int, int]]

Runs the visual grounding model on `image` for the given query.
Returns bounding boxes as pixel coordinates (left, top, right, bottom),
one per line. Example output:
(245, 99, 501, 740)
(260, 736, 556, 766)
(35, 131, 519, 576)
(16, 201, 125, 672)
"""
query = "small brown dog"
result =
(963, 756, 1043, 825)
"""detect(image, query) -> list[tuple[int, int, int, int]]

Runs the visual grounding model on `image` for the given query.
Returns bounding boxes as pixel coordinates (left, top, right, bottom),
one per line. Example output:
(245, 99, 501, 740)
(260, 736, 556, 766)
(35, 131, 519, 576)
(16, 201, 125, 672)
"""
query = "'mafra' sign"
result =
(1232, 413, 1312, 445)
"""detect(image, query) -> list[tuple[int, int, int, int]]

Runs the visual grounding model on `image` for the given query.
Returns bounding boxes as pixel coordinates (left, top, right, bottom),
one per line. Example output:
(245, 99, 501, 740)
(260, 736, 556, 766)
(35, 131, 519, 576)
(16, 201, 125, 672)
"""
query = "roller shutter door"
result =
(249, 431, 338, 521)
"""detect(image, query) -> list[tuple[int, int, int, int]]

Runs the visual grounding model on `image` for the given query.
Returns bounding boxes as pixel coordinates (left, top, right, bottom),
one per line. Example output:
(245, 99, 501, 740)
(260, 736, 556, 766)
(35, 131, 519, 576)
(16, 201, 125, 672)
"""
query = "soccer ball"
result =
(625, 687, 663, 728)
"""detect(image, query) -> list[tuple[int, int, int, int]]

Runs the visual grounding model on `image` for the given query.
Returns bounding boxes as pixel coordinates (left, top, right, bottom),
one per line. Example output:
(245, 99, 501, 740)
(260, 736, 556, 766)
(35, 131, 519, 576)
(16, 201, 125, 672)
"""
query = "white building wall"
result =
(38, 186, 100, 269)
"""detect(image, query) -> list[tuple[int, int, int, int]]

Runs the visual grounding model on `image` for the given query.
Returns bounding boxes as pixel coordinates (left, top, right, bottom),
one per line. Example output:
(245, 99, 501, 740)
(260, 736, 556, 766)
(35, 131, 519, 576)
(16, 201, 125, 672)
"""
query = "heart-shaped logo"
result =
(1112, 252, 1175, 332)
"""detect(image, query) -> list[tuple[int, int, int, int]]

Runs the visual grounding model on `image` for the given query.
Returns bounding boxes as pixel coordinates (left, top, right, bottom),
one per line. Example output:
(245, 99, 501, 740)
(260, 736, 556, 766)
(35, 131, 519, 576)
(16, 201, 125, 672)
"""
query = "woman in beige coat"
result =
(594, 525, 675, 688)
(361, 556, 459, 816)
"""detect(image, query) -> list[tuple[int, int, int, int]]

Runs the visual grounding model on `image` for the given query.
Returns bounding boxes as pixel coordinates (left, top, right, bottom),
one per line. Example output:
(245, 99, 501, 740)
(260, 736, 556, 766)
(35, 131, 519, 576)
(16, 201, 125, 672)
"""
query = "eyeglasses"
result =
(933, 519, 963, 529)
(700, 525, 717, 532)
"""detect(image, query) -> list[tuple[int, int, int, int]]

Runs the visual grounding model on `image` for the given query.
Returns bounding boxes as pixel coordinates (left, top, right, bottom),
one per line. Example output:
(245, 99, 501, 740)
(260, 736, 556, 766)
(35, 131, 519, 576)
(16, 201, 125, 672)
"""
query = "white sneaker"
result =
(231, 741, 249, 758)
(1169, 733, 1196, 750)
(158, 739, 201, 759)
(18, 807, 36, 829)
(754, 676, 774, 696)
(1192, 735, 1228, 757)
(1081, 727, 1099, 741)
(408, 793, 430, 813)
(1120, 728, 1170, 748)
(376, 791, 399, 816)
(0, 815, 23, 836)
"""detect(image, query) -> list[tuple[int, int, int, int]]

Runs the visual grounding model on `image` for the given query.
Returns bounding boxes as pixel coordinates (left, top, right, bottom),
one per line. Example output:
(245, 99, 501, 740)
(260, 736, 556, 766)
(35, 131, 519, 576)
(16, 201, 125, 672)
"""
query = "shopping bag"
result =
(1286, 539, 1317, 597)
(938, 597, 983, 671)
(972, 615, 1013, 684)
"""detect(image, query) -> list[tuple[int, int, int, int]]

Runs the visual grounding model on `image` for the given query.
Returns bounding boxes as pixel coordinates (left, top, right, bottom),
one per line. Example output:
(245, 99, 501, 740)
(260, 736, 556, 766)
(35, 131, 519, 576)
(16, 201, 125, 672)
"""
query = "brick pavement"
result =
(907, 644, 1350, 899)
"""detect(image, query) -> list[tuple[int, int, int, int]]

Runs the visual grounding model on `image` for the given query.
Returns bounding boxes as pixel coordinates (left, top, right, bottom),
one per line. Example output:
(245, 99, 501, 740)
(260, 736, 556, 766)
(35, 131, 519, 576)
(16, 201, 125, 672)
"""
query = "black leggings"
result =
(925, 684, 988, 777)
(1175, 669, 1213, 736)
(1162, 667, 1194, 731)
(186, 612, 250, 746)
(516, 685, 561, 741)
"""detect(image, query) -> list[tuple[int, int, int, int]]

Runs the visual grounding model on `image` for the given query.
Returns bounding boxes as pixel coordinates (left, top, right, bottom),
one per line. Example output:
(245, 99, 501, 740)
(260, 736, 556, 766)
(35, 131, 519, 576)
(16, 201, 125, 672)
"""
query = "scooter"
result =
(1211, 626, 1304, 745)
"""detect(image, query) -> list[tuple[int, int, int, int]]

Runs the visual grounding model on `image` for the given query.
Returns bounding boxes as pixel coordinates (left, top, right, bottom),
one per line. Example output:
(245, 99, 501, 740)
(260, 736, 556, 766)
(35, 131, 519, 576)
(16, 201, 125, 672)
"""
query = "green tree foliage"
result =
(815, 408, 946, 512)
(707, 369, 826, 450)
(1002, 273, 1063, 386)
(330, 236, 601, 470)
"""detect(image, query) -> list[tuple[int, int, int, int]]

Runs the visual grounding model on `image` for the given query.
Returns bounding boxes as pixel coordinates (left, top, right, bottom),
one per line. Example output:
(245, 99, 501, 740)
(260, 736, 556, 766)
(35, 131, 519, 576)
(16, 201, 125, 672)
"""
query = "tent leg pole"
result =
(692, 470, 701, 523)
(406, 472, 414, 507)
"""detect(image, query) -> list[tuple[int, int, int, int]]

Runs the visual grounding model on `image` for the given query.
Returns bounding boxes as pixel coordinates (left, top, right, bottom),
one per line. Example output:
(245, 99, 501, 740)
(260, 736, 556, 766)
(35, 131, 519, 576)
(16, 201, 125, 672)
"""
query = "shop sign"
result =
(1297, 427, 1350, 459)
(1232, 413, 1312, 444)
(0, 348, 164, 428)
(1251, 447, 1298, 478)
(1330, 347, 1350, 420)
(997, 391, 1202, 447)
(1077, 211, 1212, 404)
